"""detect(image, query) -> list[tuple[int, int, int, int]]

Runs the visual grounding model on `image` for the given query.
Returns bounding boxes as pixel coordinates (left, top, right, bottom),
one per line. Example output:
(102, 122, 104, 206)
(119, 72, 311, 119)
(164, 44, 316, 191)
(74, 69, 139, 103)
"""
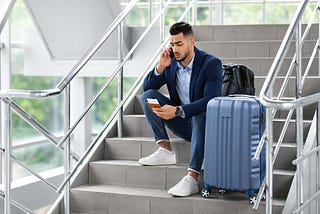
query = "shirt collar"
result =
(176, 54, 195, 71)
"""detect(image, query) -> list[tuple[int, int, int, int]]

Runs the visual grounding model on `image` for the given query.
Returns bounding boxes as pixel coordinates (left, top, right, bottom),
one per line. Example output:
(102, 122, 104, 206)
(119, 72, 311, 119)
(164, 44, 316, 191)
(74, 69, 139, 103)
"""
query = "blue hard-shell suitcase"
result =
(202, 95, 265, 202)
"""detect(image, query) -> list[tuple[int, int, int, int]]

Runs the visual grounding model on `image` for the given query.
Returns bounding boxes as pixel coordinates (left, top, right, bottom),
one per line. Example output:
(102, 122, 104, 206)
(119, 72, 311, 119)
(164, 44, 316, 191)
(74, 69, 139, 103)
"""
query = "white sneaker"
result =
(168, 175, 199, 197)
(138, 147, 176, 165)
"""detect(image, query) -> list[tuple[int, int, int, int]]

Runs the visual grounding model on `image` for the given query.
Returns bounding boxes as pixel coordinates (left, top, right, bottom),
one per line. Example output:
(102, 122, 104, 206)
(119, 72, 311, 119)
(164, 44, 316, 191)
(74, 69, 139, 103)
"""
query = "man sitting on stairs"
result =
(139, 21, 222, 197)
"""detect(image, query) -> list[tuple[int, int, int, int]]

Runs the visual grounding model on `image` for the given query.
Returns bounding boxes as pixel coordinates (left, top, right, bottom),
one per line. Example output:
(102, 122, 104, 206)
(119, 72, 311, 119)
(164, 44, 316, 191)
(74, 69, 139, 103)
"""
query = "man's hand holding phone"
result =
(146, 98, 176, 120)
(153, 105, 176, 120)
(156, 47, 174, 74)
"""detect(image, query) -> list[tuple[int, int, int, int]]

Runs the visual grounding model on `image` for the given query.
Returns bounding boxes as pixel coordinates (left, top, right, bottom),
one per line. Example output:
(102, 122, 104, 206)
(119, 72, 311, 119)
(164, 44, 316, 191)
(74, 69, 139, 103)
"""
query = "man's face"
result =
(169, 32, 195, 62)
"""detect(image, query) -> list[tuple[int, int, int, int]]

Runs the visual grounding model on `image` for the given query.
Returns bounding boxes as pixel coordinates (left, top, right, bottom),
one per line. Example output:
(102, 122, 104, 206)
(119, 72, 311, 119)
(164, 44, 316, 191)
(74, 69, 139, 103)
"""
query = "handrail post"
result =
(2, 103, 11, 214)
(295, 20, 304, 212)
(1, 17, 11, 214)
(317, 101, 320, 213)
(266, 106, 274, 214)
(318, 0, 320, 77)
(64, 85, 71, 214)
(117, 22, 124, 138)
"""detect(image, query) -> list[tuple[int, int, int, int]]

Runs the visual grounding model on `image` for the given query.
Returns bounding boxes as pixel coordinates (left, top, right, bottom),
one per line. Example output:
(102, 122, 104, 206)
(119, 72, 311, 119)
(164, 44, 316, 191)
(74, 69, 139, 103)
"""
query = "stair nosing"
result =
(90, 159, 188, 169)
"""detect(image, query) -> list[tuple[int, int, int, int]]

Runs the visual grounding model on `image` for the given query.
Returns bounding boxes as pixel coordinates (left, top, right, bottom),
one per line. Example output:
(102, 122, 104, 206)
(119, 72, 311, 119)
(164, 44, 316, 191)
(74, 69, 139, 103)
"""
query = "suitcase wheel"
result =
(262, 193, 266, 201)
(218, 189, 227, 195)
(201, 189, 211, 198)
(249, 196, 257, 205)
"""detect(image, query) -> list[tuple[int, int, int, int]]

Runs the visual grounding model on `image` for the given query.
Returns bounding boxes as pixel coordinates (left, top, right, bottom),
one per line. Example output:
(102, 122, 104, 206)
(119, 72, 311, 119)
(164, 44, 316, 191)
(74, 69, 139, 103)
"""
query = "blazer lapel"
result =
(189, 47, 203, 101)
(169, 61, 180, 103)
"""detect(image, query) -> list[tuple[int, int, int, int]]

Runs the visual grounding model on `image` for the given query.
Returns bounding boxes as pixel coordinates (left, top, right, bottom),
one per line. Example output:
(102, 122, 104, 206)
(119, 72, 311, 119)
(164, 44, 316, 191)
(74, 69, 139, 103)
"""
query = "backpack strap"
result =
(233, 65, 246, 94)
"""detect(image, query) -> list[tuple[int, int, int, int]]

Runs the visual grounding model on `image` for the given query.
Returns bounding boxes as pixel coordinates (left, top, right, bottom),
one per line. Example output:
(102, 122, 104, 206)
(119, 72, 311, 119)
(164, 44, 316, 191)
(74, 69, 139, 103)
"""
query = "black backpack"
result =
(221, 64, 255, 96)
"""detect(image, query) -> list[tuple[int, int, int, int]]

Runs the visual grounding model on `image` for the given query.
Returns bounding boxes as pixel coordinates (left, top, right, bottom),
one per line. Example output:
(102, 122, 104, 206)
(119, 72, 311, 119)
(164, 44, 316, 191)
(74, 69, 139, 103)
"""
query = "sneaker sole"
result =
(168, 189, 199, 197)
(138, 160, 177, 166)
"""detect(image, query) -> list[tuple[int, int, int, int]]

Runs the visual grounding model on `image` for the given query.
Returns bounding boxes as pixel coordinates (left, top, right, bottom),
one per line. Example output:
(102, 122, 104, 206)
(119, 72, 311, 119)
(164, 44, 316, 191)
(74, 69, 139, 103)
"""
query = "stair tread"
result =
(105, 136, 188, 143)
(91, 159, 188, 169)
(72, 184, 284, 207)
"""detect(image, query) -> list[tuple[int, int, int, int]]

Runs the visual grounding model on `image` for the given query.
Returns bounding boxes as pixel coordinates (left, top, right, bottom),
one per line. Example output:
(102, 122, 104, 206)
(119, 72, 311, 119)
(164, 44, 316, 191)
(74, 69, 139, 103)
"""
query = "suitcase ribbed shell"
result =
(204, 96, 265, 192)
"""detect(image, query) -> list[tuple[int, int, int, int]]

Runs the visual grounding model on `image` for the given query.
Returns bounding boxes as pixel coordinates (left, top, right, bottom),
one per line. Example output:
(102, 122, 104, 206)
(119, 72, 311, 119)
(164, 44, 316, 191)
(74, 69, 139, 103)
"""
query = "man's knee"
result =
(141, 89, 159, 102)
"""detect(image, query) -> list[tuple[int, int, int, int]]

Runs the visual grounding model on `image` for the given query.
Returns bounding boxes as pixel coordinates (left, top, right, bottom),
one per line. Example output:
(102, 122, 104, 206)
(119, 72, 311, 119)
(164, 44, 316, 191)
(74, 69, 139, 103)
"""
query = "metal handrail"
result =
(0, 0, 139, 99)
(0, 1, 139, 213)
(56, 0, 197, 193)
(259, 0, 319, 109)
(253, 8, 319, 160)
(11, 155, 58, 191)
(0, 190, 34, 214)
(56, 43, 165, 193)
(258, 0, 320, 213)
(57, 0, 174, 147)
(2, 97, 79, 160)
(253, 4, 320, 209)
(0, 0, 16, 34)
(0, 1, 197, 213)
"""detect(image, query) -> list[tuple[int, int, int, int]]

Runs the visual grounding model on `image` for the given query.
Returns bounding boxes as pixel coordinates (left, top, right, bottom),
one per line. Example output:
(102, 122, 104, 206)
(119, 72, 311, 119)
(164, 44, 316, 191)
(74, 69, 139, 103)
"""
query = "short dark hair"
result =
(169, 22, 193, 37)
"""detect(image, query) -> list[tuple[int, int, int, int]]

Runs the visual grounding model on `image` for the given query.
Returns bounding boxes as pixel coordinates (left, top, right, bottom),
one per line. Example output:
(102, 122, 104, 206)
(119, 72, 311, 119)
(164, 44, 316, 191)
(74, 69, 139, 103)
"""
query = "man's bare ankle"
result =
(188, 171, 199, 182)
(158, 141, 173, 151)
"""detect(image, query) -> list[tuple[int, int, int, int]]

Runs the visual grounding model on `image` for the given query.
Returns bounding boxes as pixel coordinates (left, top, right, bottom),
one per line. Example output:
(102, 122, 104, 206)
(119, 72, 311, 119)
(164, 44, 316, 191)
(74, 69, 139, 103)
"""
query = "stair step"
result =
(196, 40, 317, 58)
(70, 184, 284, 214)
(121, 115, 312, 142)
(89, 160, 190, 190)
(88, 159, 291, 199)
(154, 76, 320, 99)
(193, 24, 318, 41)
(104, 137, 190, 163)
(221, 57, 319, 76)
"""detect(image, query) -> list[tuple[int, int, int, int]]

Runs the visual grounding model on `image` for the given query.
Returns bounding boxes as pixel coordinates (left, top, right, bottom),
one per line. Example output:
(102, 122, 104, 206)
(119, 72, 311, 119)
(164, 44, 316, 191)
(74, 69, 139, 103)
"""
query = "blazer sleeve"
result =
(182, 57, 222, 118)
(143, 68, 166, 91)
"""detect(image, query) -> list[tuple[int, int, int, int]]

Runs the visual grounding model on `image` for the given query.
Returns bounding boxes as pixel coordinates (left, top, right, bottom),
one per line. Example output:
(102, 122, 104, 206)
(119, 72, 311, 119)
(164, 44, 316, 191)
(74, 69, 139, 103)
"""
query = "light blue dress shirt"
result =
(154, 55, 195, 111)
(175, 55, 194, 105)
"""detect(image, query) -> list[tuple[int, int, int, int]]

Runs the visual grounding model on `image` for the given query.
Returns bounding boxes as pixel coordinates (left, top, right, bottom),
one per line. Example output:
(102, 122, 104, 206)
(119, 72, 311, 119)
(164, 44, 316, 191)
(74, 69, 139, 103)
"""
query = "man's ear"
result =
(190, 37, 195, 46)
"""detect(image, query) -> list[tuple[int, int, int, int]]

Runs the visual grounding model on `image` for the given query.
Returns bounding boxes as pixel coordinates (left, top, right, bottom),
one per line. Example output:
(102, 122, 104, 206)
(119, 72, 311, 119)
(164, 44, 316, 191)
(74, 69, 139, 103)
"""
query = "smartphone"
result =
(146, 98, 161, 109)
(169, 48, 174, 58)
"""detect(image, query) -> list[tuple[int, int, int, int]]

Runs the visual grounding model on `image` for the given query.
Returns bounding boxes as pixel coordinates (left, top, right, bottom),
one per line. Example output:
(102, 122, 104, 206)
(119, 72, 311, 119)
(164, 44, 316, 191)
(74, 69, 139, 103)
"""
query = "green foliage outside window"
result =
(91, 77, 137, 130)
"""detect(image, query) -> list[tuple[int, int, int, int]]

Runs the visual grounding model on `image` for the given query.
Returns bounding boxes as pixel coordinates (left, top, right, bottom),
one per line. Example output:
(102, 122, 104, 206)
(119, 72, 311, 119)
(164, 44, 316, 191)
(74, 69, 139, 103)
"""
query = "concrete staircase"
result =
(69, 25, 320, 214)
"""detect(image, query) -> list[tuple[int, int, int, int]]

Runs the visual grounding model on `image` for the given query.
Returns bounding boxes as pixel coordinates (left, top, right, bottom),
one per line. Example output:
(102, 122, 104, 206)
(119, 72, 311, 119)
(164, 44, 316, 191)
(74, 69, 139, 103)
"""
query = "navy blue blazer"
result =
(143, 47, 222, 119)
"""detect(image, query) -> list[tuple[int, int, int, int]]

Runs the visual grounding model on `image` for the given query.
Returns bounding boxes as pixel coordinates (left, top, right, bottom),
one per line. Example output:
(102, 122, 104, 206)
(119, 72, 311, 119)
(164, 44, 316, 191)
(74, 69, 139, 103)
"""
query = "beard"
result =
(175, 50, 190, 63)
(176, 55, 187, 63)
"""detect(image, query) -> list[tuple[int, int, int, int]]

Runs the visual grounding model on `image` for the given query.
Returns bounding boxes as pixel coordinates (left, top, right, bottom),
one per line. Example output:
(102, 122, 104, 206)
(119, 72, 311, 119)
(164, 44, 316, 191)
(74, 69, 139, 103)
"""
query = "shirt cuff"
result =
(180, 106, 186, 118)
(153, 67, 161, 76)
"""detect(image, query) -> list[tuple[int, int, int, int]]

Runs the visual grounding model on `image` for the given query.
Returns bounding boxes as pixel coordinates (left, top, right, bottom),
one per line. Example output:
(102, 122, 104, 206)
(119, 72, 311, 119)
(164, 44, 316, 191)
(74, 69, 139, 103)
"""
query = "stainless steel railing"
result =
(257, 0, 320, 213)
(0, 0, 197, 213)
(0, 0, 139, 213)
